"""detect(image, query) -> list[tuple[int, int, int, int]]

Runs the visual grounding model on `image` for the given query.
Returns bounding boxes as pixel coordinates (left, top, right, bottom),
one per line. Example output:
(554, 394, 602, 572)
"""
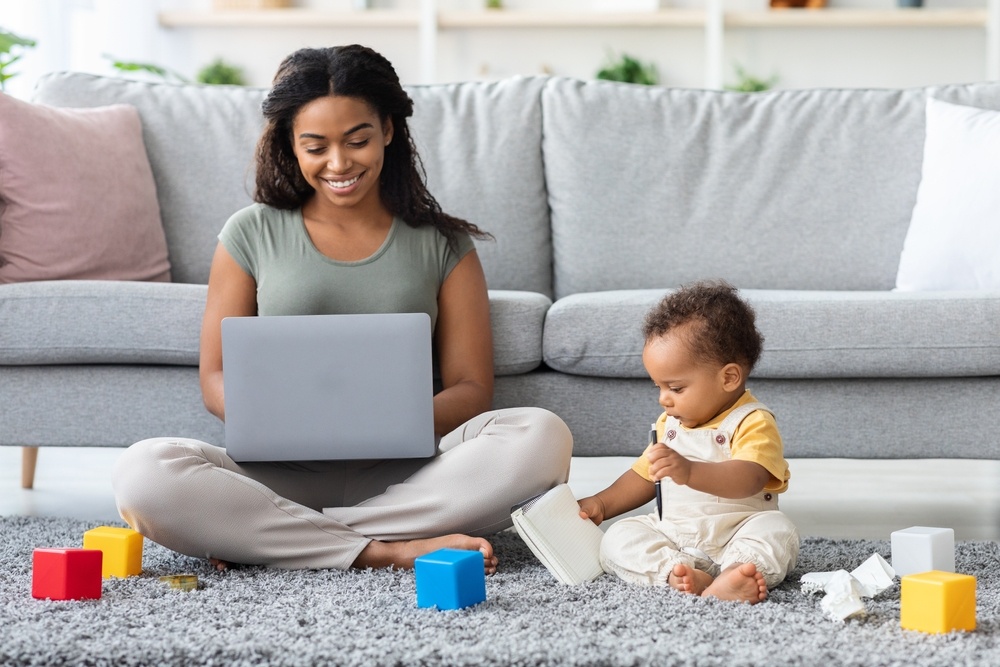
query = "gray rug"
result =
(2, 516, 999, 666)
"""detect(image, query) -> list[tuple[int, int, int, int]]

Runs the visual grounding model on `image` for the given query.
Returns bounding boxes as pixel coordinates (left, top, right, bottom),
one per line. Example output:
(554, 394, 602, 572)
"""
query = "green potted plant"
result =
(596, 52, 658, 86)
(105, 56, 189, 83)
(725, 64, 778, 93)
(196, 58, 246, 86)
(0, 28, 36, 92)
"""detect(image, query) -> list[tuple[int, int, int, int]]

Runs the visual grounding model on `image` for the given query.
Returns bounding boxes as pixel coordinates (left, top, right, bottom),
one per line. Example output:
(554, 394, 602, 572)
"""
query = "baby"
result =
(577, 280, 799, 603)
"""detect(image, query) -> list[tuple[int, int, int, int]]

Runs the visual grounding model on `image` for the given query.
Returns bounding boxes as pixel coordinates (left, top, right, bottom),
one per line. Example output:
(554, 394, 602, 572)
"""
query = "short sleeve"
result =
(441, 231, 476, 282)
(730, 411, 790, 493)
(217, 204, 263, 279)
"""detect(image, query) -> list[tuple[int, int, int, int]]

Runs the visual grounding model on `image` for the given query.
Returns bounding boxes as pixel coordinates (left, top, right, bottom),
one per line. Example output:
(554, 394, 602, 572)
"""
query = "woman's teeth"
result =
(328, 175, 360, 188)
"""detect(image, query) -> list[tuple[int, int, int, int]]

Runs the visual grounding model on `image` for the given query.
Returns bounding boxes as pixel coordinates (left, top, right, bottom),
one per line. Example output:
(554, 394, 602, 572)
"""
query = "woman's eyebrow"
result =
(343, 122, 374, 136)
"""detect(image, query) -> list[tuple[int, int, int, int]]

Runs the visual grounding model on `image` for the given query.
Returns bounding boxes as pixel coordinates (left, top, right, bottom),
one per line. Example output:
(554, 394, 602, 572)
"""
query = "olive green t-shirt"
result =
(218, 204, 475, 330)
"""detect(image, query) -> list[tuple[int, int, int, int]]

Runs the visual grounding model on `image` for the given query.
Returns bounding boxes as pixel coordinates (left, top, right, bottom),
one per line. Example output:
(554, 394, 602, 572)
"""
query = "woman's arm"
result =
(433, 249, 494, 436)
(199, 243, 258, 421)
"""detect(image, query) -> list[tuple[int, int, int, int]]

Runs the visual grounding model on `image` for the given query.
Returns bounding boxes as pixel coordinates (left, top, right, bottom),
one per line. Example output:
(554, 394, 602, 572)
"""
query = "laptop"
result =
(220, 312, 436, 462)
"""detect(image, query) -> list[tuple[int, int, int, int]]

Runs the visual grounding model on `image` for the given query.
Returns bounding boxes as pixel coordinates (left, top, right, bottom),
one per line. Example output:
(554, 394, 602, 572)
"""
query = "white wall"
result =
(0, 0, 994, 96)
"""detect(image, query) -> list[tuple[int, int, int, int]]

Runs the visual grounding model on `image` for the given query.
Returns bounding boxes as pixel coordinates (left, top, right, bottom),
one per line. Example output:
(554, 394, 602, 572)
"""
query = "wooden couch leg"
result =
(21, 446, 38, 489)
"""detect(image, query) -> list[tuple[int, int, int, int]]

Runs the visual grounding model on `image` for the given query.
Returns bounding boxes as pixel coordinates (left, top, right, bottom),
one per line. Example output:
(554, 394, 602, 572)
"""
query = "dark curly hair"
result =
(253, 44, 488, 246)
(642, 280, 764, 372)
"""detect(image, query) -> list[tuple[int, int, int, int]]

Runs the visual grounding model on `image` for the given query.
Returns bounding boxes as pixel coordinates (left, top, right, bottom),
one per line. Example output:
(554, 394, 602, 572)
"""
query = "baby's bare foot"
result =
(667, 563, 713, 595)
(702, 562, 767, 604)
(353, 534, 497, 574)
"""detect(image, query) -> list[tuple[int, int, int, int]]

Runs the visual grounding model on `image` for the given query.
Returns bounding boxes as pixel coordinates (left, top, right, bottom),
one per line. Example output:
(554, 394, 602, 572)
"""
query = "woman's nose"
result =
(327, 150, 351, 172)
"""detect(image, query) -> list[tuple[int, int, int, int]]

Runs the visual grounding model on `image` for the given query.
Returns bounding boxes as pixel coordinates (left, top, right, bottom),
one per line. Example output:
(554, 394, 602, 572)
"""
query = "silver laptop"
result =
(220, 313, 436, 462)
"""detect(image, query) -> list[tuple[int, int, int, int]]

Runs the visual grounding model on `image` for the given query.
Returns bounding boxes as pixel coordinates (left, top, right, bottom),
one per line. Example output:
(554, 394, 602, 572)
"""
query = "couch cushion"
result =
(488, 290, 550, 375)
(0, 281, 206, 365)
(541, 78, 1000, 299)
(543, 289, 1000, 379)
(0, 281, 547, 376)
(408, 78, 552, 296)
(895, 98, 1000, 291)
(32, 73, 552, 296)
(32, 73, 266, 286)
(0, 94, 170, 284)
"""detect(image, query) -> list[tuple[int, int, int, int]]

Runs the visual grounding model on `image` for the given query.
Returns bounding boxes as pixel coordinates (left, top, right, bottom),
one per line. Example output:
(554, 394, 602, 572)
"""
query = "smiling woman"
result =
(110, 44, 574, 576)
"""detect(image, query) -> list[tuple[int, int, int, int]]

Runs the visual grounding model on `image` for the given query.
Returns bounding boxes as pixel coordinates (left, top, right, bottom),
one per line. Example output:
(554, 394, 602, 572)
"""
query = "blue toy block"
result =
(415, 548, 486, 610)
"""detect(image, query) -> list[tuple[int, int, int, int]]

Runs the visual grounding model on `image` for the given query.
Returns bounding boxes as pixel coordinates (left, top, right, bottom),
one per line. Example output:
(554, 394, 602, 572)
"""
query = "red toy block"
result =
(32, 548, 103, 601)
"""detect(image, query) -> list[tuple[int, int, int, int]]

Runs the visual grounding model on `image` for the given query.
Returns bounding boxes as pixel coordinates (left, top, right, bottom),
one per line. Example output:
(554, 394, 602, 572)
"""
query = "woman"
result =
(113, 45, 572, 573)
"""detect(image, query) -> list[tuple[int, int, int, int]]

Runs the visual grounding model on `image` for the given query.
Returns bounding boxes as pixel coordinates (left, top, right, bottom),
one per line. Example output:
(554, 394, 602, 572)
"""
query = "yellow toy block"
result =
(83, 526, 143, 578)
(900, 570, 976, 634)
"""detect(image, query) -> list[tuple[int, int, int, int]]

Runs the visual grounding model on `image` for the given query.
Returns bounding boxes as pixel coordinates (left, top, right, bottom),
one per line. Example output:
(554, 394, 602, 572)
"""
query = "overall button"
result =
(763, 493, 773, 501)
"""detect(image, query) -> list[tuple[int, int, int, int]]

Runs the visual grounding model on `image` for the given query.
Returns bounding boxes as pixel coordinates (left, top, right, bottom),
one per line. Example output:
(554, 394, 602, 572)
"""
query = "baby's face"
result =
(642, 331, 733, 429)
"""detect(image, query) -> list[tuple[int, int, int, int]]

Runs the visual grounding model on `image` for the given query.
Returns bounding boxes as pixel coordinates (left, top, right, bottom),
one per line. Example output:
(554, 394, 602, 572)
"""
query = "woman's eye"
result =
(348, 139, 370, 149)
(304, 147, 325, 155)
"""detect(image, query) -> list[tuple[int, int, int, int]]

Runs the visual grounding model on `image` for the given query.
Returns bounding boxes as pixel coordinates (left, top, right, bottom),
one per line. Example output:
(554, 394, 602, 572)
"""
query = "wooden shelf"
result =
(726, 8, 988, 28)
(158, 8, 420, 29)
(437, 10, 705, 29)
(158, 8, 989, 30)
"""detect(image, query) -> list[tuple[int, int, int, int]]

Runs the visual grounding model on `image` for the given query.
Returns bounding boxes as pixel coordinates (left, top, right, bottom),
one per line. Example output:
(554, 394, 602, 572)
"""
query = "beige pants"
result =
(600, 504, 800, 589)
(112, 407, 572, 570)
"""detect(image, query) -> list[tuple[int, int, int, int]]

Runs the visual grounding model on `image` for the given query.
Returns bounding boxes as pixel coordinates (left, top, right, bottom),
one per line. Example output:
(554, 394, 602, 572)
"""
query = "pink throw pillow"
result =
(0, 93, 171, 284)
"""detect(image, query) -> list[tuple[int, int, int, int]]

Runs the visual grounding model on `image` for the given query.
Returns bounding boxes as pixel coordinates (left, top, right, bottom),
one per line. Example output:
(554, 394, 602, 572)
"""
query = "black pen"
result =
(650, 425, 662, 521)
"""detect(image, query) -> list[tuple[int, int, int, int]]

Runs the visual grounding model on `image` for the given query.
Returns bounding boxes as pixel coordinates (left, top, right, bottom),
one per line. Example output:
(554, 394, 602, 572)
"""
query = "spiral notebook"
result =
(510, 484, 606, 585)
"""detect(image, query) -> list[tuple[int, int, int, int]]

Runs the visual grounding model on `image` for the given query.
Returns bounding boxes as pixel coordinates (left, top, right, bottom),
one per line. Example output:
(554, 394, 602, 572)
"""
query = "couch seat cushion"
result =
(543, 289, 1000, 379)
(0, 283, 548, 376)
(0, 281, 206, 365)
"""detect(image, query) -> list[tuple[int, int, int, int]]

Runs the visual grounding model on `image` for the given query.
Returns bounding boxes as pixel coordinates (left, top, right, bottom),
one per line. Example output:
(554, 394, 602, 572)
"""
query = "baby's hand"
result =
(648, 443, 693, 487)
(577, 495, 606, 526)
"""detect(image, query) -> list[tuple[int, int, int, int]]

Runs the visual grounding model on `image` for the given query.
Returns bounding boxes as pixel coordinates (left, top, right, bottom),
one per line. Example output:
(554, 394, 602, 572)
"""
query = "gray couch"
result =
(5, 72, 1000, 489)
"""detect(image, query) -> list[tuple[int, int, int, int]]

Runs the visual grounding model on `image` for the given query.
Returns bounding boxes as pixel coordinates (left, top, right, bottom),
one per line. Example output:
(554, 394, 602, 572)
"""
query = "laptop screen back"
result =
(221, 313, 436, 462)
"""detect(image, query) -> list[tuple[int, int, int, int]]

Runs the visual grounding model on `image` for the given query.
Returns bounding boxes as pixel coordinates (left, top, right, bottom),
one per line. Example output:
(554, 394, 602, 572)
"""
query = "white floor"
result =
(3, 446, 1000, 541)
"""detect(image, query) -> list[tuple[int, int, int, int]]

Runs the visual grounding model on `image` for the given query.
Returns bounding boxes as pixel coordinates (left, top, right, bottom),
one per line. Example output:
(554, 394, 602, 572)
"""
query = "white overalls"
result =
(600, 402, 800, 589)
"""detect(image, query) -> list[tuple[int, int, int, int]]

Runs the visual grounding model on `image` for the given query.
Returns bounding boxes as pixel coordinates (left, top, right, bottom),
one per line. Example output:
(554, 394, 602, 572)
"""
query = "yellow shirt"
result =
(630, 390, 790, 493)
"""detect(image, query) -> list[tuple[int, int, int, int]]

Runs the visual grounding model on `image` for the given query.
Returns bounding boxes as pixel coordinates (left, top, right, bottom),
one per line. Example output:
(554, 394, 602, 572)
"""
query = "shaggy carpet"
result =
(2, 516, 998, 666)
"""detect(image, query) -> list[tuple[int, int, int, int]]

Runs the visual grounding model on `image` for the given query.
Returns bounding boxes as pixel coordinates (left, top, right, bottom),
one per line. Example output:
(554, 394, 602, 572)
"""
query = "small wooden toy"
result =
(159, 574, 199, 591)
(891, 526, 954, 577)
(900, 570, 976, 634)
(32, 548, 102, 601)
(83, 526, 143, 578)
(415, 548, 486, 611)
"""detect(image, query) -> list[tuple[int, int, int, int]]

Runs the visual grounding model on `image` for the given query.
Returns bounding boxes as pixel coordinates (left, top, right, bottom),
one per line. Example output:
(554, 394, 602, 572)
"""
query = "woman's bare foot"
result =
(667, 563, 713, 595)
(208, 557, 230, 571)
(352, 534, 497, 574)
(702, 562, 767, 604)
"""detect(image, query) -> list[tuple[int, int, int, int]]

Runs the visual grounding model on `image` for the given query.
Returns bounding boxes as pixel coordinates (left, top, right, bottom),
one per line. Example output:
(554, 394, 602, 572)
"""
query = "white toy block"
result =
(891, 526, 955, 577)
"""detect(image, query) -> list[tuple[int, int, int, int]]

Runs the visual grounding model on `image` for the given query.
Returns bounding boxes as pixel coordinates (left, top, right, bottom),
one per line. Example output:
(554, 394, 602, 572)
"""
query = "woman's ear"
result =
(720, 363, 744, 392)
(383, 117, 394, 146)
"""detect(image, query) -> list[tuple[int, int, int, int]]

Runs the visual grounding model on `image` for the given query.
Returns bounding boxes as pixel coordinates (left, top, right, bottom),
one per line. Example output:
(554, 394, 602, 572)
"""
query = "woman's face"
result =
(290, 95, 393, 212)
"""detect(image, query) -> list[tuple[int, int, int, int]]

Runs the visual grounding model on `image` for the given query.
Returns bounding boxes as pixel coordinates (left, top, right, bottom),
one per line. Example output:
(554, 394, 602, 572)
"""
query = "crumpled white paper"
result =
(800, 553, 896, 621)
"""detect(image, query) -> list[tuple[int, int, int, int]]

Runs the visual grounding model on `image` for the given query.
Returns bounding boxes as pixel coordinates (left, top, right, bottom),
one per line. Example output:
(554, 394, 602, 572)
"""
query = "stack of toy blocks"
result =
(415, 548, 486, 610)
(31, 548, 103, 601)
(83, 526, 144, 578)
(892, 526, 976, 633)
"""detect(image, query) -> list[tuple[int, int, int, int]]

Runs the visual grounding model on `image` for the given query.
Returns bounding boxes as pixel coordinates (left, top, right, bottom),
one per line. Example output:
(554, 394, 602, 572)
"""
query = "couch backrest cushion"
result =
(33, 72, 265, 285)
(407, 77, 552, 296)
(32, 73, 552, 295)
(541, 78, 1000, 300)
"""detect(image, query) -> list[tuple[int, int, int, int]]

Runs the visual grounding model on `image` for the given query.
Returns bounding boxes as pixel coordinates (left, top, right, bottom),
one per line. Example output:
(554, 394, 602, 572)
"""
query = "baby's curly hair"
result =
(642, 280, 764, 372)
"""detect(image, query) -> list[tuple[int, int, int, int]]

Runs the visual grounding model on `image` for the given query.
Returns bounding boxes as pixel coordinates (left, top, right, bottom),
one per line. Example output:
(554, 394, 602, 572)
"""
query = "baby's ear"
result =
(720, 363, 744, 391)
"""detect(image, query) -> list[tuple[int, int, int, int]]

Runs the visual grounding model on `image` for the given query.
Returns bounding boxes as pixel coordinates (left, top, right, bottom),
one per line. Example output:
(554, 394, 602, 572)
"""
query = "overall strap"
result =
(716, 401, 772, 443)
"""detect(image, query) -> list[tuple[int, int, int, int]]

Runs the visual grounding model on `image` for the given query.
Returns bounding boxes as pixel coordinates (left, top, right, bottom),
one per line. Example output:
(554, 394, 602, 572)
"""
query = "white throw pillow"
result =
(895, 97, 1000, 291)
